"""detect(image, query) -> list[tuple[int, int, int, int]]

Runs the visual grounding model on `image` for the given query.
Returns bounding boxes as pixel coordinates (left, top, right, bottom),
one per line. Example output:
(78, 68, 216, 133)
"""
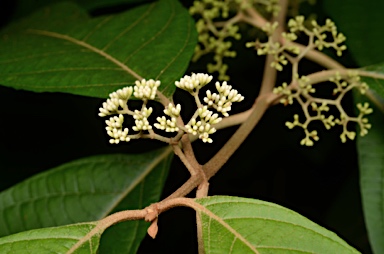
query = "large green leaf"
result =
(0, 222, 100, 254)
(196, 196, 360, 253)
(0, 147, 172, 253)
(357, 100, 384, 254)
(0, 0, 196, 99)
(11, 0, 150, 19)
(323, 0, 384, 66)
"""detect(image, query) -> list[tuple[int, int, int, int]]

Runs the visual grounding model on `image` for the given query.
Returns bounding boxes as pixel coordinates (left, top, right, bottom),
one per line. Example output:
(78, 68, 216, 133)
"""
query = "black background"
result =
(0, 0, 372, 253)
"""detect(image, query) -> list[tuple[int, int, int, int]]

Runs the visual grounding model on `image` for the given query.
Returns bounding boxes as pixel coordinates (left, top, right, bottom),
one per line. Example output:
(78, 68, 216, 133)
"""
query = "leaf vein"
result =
(225, 217, 345, 248)
(27, 29, 143, 80)
(0, 50, 88, 64)
(199, 206, 260, 254)
(155, 3, 193, 85)
(9, 82, 131, 90)
(100, 147, 172, 217)
(123, 3, 173, 64)
(82, 16, 114, 42)
(229, 236, 237, 254)
(0, 67, 124, 76)
(102, 3, 155, 51)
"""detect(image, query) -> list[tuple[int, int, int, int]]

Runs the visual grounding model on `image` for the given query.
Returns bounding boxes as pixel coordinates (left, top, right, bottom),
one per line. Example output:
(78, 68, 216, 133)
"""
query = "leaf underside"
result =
(0, 0, 197, 99)
(0, 147, 173, 253)
(196, 196, 360, 254)
(356, 94, 384, 254)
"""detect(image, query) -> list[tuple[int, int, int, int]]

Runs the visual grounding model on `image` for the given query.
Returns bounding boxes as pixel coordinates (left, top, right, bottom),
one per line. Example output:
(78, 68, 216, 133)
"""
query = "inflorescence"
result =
(273, 71, 372, 146)
(99, 74, 244, 144)
(251, 16, 372, 146)
(100, 6, 372, 147)
(246, 16, 347, 71)
(189, 0, 280, 80)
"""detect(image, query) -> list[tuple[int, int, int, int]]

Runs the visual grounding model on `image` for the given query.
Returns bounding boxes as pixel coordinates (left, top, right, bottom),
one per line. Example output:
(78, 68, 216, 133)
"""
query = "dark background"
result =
(0, 0, 372, 253)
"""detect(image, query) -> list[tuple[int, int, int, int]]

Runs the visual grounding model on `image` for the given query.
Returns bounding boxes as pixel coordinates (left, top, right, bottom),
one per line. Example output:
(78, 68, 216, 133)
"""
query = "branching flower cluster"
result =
(273, 72, 372, 146)
(99, 74, 244, 144)
(189, 0, 279, 80)
(189, 0, 373, 146)
(250, 17, 372, 146)
(247, 16, 347, 71)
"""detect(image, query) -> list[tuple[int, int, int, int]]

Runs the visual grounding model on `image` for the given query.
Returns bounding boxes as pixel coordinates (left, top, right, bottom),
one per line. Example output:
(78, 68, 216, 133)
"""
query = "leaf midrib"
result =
(198, 204, 260, 254)
(199, 200, 356, 253)
(100, 146, 172, 217)
(0, 67, 124, 76)
(27, 29, 143, 80)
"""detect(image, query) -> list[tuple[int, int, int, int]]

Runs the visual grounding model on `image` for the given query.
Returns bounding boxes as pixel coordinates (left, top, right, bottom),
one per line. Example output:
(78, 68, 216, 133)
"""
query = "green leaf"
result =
(196, 196, 360, 253)
(323, 0, 384, 66)
(357, 100, 384, 254)
(0, 222, 101, 254)
(11, 0, 150, 19)
(0, 147, 173, 253)
(0, 0, 197, 99)
(360, 64, 384, 99)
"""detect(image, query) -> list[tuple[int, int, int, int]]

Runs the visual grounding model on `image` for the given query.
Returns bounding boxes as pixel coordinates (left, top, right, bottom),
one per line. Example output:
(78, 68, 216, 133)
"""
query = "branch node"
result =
(145, 204, 159, 222)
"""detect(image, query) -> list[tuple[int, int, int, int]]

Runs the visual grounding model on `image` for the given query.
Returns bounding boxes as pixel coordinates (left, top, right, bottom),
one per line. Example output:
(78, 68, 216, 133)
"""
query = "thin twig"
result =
(163, 175, 202, 200)
(201, 0, 289, 179)
(173, 144, 199, 176)
(203, 94, 274, 178)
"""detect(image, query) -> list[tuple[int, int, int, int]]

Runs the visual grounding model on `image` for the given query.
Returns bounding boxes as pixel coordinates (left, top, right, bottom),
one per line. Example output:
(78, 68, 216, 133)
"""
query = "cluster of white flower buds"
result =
(105, 114, 130, 144)
(175, 73, 212, 93)
(99, 73, 244, 144)
(154, 103, 181, 133)
(98, 86, 133, 117)
(185, 106, 223, 143)
(204, 81, 244, 116)
(98, 79, 160, 143)
(134, 79, 160, 100)
(133, 107, 153, 131)
(174, 73, 244, 143)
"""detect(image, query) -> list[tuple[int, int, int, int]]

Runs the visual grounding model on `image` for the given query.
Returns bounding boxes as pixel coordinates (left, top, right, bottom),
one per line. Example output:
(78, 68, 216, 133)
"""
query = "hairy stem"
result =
(67, 209, 147, 253)
(203, 94, 274, 178)
(259, 0, 288, 96)
(201, 0, 289, 178)
(173, 144, 199, 176)
(181, 134, 201, 170)
(164, 175, 202, 200)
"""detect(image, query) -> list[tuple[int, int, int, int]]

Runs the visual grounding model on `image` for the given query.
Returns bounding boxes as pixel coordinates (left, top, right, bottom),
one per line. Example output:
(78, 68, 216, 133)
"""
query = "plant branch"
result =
(179, 135, 209, 197)
(307, 69, 384, 112)
(214, 109, 252, 129)
(258, 0, 288, 96)
(289, 41, 344, 69)
(68, 198, 201, 253)
(173, 144, 199, 176)
(239, 4, 345, 71)
(163, 175, 202, 200)
(243, 4, 267, 28)
(196, 0, 289, 180)
(181, 134, 201, 170)
(67, 209, 147, 253)
(203, 93, 275, 179)
(156, 90, 171, 107)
